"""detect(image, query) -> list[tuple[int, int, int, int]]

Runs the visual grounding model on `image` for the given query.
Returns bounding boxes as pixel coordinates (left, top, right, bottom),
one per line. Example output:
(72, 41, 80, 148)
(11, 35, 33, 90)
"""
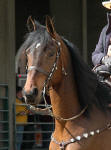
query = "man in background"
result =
(92, 0, 111, 73)
(16, 86, 28, 150)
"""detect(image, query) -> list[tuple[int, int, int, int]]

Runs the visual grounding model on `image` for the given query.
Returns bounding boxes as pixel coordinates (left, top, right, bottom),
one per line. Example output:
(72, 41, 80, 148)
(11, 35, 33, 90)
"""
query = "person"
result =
(92, 0, 111, 74)
(16, 86, 28, 150)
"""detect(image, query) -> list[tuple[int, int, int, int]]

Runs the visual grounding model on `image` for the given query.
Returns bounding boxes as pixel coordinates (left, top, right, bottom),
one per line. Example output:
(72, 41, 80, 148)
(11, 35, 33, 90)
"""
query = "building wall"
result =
(50, 0, 82, 52)
(15, 0, 108, 67)
(0, 0, 15, 149)
(50, 0, 107, 65)
(15, 0, 50, 51)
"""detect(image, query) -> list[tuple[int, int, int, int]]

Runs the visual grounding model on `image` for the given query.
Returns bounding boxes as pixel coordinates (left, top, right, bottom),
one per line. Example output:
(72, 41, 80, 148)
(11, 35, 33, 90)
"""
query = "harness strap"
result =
(52, 106, 88, 121)
(51, 122, 111, 150)
(51, 134, 76, 150)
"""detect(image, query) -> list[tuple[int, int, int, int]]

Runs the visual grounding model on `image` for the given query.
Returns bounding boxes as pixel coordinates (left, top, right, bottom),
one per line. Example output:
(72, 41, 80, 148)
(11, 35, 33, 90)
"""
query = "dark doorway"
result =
(15, 0, 50, 52)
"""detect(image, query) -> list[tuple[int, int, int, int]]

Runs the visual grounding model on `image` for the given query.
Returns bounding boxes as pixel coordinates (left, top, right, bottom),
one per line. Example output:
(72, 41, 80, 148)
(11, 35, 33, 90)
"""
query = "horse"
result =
(19, 16, 111, 150)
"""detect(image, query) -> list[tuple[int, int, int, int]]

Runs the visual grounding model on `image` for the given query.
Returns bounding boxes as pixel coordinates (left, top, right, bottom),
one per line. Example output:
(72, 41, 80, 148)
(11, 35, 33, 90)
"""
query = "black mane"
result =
(63, 38, 111, 113)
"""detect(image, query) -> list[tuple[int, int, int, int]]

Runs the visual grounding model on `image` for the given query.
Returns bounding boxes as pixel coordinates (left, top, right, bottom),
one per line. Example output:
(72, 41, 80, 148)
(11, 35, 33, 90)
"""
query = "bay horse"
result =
(19, 16, 111, 150)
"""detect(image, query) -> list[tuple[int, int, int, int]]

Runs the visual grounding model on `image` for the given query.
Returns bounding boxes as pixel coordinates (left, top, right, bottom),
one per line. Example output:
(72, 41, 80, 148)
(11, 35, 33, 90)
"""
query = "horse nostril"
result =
(26, 94, 33, 100)
(33, 88, 38, 96)
(23, 88, 38, 103)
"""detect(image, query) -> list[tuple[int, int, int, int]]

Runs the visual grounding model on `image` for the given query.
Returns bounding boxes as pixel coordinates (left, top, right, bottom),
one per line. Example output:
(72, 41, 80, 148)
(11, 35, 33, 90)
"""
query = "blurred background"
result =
(0, 0, 108, 149)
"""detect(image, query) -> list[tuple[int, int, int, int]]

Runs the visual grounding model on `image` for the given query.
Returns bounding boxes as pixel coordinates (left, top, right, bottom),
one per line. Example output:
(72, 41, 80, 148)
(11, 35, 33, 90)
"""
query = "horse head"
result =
(23, 16, 66, 105)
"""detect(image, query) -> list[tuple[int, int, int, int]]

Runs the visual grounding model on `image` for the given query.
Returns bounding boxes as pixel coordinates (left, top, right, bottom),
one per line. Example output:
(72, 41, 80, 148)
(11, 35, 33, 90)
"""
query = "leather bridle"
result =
(24, 39, 61, 115)
(24, 38, 87, 120)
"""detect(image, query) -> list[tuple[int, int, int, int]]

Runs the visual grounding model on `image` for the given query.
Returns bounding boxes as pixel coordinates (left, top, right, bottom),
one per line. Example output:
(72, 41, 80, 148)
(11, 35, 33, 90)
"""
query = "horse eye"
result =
(48, 51, 55, 57)
(49, 53, 54, 57)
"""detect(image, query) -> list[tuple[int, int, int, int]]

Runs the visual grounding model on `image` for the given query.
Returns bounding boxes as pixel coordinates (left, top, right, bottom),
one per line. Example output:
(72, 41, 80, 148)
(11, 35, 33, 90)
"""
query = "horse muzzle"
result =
(23, 88, 38, 104)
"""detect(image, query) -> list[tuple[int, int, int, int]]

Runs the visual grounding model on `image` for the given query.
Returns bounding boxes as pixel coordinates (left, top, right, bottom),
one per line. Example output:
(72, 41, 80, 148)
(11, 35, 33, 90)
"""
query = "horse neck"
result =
(49, 63, 81, 124)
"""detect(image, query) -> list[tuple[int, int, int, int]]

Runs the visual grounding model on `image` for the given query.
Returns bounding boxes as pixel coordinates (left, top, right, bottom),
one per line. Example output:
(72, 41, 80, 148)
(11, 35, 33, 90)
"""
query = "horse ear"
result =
(46, 16, 56, 38)
(27, 16, 37, 32)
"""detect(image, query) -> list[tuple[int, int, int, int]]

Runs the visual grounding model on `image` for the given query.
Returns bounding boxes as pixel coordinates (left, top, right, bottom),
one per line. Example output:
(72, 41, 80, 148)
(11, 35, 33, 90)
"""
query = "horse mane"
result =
(62, 38, 111, 114)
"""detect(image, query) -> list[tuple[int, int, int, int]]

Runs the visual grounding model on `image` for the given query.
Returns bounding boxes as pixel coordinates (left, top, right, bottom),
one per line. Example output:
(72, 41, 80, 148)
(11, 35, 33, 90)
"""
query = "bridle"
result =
(24, 39, 61, 115)
(24, 38, 87, 120)
(51, 122, 111, 150)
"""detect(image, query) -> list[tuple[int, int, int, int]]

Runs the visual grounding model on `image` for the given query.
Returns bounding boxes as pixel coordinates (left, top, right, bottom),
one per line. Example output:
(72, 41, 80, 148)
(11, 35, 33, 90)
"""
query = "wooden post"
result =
(0, 0, 15, 149)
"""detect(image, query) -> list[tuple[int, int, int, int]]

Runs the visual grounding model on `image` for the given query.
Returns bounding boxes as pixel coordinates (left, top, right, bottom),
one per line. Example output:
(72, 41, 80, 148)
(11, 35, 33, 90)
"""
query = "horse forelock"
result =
(19, 22, 51, 53)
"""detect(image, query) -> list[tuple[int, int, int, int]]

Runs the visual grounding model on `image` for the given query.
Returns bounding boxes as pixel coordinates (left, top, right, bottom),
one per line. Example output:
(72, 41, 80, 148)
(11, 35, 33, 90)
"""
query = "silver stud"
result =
(43, 87, 46, 95)
(49, 73, 52, 77)
(83, 133, 88, 138)
(57, 42, 61, 46)
(53, 63, 56, 67)
(70, 138, 75, 142)
(62, 67, 67, 76)
(96, 129, 100, 134)
(90, 131, 94, 136)
(52, 68, 55, 72)
(75, 136, 81, 141)
(65, 72, 67, 76)
(55, 67, 58, 70)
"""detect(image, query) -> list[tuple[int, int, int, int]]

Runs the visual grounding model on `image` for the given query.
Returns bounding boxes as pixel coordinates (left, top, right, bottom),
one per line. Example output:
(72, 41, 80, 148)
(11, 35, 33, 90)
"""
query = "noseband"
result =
(27, 66, 49, 76)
